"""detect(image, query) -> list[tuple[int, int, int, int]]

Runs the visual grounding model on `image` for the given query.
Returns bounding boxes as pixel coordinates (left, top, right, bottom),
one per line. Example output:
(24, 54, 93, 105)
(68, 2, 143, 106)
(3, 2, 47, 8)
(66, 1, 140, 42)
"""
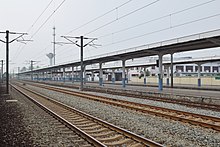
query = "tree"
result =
(146, 69, 150, 76)
(139, 69, 151, 79)
(20, 67, 27, 72)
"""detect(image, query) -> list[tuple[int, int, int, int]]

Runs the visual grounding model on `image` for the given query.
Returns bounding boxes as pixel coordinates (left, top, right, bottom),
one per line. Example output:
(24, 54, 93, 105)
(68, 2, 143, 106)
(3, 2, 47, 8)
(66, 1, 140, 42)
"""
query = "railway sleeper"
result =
(81, 144, 94, 147)
(70, 118, 88, 123)
(81, 125, 102, 131)
(55, 124, 68, 129)
(60, 112, 76, 117)
(96, 134, 124, 142)
(66, 135, 82, 140)
(70, 120, 93, 125)
(74, 138, 87, 144)
(91, 131, 115, 137)
(68, 116, 84, 120)
(76, 122, 97, 128)
(104, 138, 134, 146)
(129, 143, 146, 147)
(85, 128, 109, 134)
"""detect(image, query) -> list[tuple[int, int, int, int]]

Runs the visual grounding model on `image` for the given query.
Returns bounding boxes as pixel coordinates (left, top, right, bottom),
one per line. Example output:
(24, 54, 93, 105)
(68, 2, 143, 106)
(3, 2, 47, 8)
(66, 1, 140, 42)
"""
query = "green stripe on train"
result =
(215, 76, 220, 80)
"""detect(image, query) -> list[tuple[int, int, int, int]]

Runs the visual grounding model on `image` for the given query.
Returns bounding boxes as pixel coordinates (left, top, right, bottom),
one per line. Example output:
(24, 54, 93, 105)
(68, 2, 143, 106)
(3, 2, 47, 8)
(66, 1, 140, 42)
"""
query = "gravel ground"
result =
(84, 89, 220, 118)
(50, 84, 220, 118)
(0, 91, 33, 146)
(1, 85, 92, 146)
(36, 82, 220, 118)
(26, 84, 220, 147)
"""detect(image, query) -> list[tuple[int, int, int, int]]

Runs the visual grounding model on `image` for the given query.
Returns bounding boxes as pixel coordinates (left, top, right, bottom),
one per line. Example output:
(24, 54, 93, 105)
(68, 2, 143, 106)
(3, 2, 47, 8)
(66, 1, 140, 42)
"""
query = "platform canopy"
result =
(21, 29, 220, 74)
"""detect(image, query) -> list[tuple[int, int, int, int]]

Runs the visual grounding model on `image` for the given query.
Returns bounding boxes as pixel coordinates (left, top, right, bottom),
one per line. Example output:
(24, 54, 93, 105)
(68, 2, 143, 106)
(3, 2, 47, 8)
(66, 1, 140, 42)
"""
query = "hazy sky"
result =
(0, 0, 220, 72)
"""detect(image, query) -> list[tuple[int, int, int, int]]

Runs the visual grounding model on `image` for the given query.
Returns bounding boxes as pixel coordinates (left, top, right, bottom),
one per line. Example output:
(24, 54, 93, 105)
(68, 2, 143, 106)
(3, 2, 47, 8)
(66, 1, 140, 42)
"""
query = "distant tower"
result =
(53, 27, 56, 65)
(46, 53, 55, 66)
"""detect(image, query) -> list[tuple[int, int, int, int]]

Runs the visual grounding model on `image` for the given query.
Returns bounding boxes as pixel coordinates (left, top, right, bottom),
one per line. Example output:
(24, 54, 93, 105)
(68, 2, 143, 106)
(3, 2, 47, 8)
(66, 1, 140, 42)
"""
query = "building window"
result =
(186, 66, 193, 72)
(195, 66, 202, 72)
(131, 74, 138, 77)
(176, 66, 183, 72)
(213, 66, 219, 72)
(204, 66, 210, 72)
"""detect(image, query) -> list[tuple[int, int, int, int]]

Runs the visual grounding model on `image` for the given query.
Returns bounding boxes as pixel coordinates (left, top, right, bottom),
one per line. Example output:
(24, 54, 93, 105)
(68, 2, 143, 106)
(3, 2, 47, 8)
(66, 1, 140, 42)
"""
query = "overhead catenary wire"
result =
(38, 0, 218, 66)
(12, 0, 55, 61)
(27, 0, 55, 32)
(98, 0, 217, 38)
(17, 0, 157, 65)
(16, 0, 132, 64)
(33, 40, 73, 62)
(32, 44, 64, 61)
(100, 12, 220, 48)
(31, 44, 51, 60)
(84, 0, 160, 35)
(13, 1, 219, 69)
(66, 0, 133, 35)
(31, 0, 66, 39)
(45, 45, 73, 61)
(12, 0, 66, 63)
(30, 36, 65, 61)
(32, 45, 73, 66)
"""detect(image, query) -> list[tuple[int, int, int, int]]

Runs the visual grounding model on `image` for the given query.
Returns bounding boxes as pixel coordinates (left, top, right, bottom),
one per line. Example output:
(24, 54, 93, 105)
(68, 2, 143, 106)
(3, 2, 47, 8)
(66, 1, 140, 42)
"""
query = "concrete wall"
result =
(130, 76, 220, 86)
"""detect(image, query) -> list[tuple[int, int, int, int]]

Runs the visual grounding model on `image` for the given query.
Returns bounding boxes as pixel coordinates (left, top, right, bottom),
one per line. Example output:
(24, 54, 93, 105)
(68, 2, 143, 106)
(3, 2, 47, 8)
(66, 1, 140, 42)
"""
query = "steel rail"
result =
(23, 82, 220, 131)
(11, 84, 105, 147)
(22, 80, 220, 111)
(12, 83, 163, 147)
(84, 86, 220, 111)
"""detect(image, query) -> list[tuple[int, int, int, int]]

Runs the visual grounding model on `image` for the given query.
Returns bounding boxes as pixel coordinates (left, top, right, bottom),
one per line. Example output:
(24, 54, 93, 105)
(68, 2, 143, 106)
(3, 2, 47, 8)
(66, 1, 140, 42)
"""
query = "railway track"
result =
(20, 81, 220, 132)
(23, 80, 220, 111)
(12, 83, 162, 147)
(85, 86, 220, 112)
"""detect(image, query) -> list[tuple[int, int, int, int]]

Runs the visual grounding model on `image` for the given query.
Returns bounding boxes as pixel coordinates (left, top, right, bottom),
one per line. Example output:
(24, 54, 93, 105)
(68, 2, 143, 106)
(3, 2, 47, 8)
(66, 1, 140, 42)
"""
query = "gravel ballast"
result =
(0, 94, 33, 146)
(83, 89, 220, 118)
(5, 86, 92, 146)
(26, 83, 220, 147)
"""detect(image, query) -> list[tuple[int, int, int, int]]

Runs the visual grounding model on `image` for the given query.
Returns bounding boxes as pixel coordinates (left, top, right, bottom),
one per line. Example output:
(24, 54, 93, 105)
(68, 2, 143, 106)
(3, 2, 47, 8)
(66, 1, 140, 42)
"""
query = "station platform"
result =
(27, 81, 220, 101)
(90, 80, 220, 91)
(57, 80, 220, 99)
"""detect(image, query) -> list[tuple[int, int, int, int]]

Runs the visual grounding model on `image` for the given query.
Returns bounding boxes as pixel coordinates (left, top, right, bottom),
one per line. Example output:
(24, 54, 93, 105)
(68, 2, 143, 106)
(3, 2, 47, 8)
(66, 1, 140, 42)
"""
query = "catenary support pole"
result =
(122, 59, 126, 88)
(50, 70, 53, 81)
(197, 63, 201, 87)
(99, 62, 103, 86)
(1, 60, 3, 83)
(53, 27, 56, 65)
(144, 67, 147, 85)
(112, 69, 115, 84)
(30, 60, 34, 81)
(170, 53, 174, 88)
(0, 30, 28, 93)
(80, 36, 84, 90)
(91, 71, 94, 82)
(83, 65, 86, 84)
(126, 68, 129, 83)
(72, 66, 74, 83)
(166, 66, 170, 86)
(6, 30, 9, 94)
(60, 35, 97, 90)
(158, 54, 163, 91)
(36, 72, 39, 81)
(63, 67, 65, 82)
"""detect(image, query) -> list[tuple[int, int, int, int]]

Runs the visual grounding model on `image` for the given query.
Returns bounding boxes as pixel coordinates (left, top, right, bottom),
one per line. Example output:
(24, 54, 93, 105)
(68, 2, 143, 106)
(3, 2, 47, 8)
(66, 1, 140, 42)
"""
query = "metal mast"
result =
(0, 30, 29, 94)
(53, 27, 56, 65)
